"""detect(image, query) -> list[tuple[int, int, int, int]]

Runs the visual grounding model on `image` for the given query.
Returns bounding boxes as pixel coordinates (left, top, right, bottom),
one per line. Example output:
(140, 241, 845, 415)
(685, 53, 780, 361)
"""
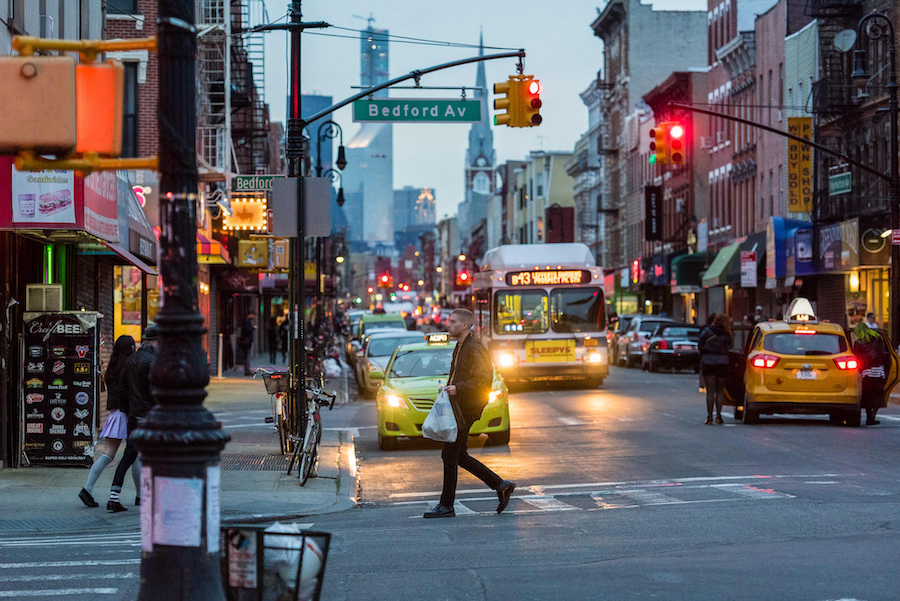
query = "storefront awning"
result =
(670, 253, 706, 293)
(702, 242, 741, 288)
(101, 240, 158, 276)
(197, 232, 228, 264)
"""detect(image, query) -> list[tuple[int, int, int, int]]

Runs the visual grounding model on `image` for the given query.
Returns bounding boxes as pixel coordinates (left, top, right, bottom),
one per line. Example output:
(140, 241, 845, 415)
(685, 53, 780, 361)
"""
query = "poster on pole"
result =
(787, 117, 813, 213)
(740, 251, 758, 288)
(21, 312, 100, 466)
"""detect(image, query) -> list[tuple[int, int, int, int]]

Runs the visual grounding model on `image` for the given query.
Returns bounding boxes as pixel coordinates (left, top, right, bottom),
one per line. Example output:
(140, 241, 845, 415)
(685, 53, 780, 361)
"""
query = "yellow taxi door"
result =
(876, 329, 900, 408)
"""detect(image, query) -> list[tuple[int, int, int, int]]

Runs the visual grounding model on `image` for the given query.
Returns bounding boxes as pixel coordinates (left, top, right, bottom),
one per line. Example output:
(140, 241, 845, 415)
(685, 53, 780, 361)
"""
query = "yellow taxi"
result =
(725, 298, 899, 426)
(371, 333, 511, 450)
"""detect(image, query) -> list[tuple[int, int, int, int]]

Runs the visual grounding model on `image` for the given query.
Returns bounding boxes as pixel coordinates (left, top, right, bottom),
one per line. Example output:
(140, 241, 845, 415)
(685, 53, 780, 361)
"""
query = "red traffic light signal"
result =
(523, 77, 542, 126)
(378, 273, 393, 288)
(668, 123, 685, 164)
(456, 271, 471, 287)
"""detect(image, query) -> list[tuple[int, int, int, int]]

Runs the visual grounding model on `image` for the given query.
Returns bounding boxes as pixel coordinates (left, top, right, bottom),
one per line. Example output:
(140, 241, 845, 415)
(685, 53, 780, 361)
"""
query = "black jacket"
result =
(122, 343, 158, 425)
(104, 368, 128, 412)
(448, 334, 494, 424)
(699, 325, 732, 365)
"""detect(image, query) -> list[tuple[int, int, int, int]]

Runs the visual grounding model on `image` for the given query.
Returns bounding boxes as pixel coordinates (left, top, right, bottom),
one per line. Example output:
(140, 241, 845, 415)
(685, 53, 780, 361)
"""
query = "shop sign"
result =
(787, 117, 812, 213)
(740, 251, 757, 288)
(861, 228, 886, 254)
(631, 259, 640, 284)
(7, 164, 77, 225)
(224, 199, 267, 231)
(650, 256, 668, 287)
(21, 312, 98, 466)
(644, 186, 662, 241)
(818, 217, 859, 272)
(83, 171, 119, 242)
(829, 172, 851, 196)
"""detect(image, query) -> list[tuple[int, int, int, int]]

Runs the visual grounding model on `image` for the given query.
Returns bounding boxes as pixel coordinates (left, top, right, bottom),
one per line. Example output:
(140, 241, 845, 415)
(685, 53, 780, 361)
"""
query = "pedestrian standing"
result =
(78, 335, 135, 507)
(239, 311, 256, 376)
(853, 322, 888, 426)
(424, 308, 516, 518)
(866, 312, 879, 329)
(698, 314, 733, 425)
(698, 313, 716, 394)
(107, 325, 159, 512)
(279, 317, 289, 363)
(266, 316, 278, 364)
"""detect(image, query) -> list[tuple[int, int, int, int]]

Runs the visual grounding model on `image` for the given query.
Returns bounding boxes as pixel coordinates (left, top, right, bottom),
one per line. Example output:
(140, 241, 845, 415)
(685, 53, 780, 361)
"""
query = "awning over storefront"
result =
(198, 232, 228, 264)
(702, 242, 741, 288)
(100, 240, 158, 275)
(670, 253, 706, 293)
(727, 232, 767, 286)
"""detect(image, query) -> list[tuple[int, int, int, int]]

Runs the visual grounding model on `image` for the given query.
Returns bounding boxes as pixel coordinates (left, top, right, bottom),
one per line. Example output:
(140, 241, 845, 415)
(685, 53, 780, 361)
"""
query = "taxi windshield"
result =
(494, 290, 548, 335)
(390, 348, 453, 378)
(763, 332, 847, 356)
(368, 336, 421, 357)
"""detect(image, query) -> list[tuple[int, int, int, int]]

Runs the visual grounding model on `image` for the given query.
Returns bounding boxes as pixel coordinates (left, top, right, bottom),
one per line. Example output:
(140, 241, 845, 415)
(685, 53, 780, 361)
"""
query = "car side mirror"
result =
(369, 370, 384, 380)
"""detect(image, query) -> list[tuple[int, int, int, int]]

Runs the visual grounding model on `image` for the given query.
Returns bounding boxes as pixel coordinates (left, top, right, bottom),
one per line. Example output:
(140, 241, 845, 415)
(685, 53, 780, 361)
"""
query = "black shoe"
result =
(423, 504, 455, 518)
(135, 497, 141, 506)
(867, 419, 881, 426)
(705, 416, 713, 425)
(78, 488, 98, 508)
(496, 481, 516, 514)
(107, 500, 128, 513)
(715, 415, 724, 425)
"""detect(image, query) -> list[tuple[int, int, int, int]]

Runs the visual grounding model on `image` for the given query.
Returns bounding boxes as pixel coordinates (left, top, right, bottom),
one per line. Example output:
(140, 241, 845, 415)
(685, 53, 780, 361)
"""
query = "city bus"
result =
(470, 243, 608, 388)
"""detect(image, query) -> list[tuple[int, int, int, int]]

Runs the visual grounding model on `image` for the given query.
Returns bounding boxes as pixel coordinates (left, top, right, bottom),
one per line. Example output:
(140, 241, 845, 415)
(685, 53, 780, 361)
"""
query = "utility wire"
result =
(329, 25, 520, 51)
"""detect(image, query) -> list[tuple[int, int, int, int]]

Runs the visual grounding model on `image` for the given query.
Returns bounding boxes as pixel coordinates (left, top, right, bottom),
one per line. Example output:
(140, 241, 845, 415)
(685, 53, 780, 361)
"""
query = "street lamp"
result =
(315, 120, 346, 176)
(852, 11, 899, 346)
(322, 168, 345, 207)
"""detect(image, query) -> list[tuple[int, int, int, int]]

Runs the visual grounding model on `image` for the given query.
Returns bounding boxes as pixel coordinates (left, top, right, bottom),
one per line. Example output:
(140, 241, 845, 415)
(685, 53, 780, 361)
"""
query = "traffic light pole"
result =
(133, 2, 229, 599)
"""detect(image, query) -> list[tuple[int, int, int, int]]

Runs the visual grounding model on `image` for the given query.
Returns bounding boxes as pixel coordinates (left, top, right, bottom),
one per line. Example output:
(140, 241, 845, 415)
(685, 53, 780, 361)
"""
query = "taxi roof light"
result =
(426, 333, 449, 345)
(785, 298, 818, 324)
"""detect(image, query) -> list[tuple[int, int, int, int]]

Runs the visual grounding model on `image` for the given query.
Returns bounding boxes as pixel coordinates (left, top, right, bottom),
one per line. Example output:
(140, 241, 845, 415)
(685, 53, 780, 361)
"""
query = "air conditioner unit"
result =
(700, 136, 714, 149)
(716, 131, 726, 144)
(26, 284, 64, 312)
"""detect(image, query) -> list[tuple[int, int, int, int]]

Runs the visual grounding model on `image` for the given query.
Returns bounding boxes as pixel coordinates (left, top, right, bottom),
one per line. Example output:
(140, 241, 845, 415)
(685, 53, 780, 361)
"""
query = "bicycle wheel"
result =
(276, 414, 288, 455)
(299, 420, 321, 486)
(287, 436, 302, 475)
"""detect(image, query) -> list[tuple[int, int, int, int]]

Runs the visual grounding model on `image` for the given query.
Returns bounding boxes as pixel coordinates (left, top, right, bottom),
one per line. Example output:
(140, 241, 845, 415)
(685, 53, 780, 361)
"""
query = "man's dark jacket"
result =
(121, 343, 158, 427)
(448, 334, 494, 424)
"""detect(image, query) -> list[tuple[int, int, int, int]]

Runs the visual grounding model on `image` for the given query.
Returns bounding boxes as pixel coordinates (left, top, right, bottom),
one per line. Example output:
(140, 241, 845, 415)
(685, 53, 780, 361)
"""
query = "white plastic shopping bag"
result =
(422, 389, 458, 443)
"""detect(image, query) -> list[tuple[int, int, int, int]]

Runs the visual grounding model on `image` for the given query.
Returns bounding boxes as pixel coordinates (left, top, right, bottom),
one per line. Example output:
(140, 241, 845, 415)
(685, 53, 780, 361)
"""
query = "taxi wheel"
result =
(648, 355, 660, 373)
(843, 410, 861, 427)
(378, 432, 398, 451)
(742, 396, 759, 424)
(488, 429, 511, 446)
(585, 377, 604, 389)
(626, 353, 638, 369)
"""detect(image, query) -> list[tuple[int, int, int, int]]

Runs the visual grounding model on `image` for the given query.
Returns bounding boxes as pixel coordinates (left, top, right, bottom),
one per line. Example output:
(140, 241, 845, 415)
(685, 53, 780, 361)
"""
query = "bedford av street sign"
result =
(233, 175, 283, 192)
(352, 98, 483, 123)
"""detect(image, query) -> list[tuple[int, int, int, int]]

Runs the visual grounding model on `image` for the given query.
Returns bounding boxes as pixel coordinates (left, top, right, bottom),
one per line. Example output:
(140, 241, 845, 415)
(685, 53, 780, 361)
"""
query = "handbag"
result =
(422, 389, 458, 443)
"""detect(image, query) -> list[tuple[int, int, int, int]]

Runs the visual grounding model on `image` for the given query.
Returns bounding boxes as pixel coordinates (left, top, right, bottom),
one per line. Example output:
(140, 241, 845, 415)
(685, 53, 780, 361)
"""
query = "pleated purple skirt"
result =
(99, 409, 128, 440)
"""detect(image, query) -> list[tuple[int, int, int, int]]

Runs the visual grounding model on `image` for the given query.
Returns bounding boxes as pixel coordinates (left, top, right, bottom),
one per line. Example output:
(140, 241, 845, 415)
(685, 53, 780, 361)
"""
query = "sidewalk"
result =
(0, 373, 358, 535)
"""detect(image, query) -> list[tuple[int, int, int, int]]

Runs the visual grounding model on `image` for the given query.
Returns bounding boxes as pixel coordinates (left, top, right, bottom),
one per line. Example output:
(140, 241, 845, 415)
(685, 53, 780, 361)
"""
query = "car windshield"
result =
(368, 336, 422, 357)
(550, 287, 605, 333)
(390, 348, 453, 378)
(616, 317, 634, 333)
(638, 321, 669, 335)
(763, 332, 847, 356)
(494, 290, 548, 335)
(364, 320, 404, 332)
(657, 327, 701, 339)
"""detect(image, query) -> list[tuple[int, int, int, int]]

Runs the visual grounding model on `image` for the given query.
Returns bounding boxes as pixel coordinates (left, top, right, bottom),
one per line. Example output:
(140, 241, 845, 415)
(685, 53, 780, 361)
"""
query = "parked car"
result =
(352, 328, 409, 388)
(617, 315, 674, 368)
(356, 330, 426, 399)
(641, 323, 702, 373)
(607, 314, 637, 363)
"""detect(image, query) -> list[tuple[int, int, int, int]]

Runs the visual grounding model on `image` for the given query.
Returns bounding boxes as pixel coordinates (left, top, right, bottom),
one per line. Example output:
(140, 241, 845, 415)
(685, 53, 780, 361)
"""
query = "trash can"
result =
(221, 523, 331, 601)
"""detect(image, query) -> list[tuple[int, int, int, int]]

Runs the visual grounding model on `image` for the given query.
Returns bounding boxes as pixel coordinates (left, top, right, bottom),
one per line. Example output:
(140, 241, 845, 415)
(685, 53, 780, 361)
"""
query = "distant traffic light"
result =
(456, 271, 471, 287)
(493, 74, 542, 128)
(523, 77, 542, 126)
(378, 273, 393, 289)
(668, 122, 685, 165)
(648, 123, 668, 165)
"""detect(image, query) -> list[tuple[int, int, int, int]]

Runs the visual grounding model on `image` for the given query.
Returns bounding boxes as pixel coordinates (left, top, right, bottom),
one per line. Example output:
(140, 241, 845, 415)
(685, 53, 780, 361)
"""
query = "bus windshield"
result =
(550, 287, 605, 333)
(494, 290, 548, 335)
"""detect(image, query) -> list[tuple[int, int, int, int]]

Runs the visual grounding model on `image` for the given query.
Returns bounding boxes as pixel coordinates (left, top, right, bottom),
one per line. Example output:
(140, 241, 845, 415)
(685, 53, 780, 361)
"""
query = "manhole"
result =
(220, 452, 290, 471)
(228, 430, 279, 445)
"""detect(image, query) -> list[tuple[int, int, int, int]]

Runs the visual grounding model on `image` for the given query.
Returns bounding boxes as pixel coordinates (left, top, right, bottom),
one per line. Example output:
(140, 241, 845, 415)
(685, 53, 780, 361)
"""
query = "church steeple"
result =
(465, 31, 495, 199)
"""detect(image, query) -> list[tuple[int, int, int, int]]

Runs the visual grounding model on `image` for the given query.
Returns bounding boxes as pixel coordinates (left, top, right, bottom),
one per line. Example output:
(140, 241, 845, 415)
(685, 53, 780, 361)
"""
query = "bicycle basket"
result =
(261, 371, 291, 394)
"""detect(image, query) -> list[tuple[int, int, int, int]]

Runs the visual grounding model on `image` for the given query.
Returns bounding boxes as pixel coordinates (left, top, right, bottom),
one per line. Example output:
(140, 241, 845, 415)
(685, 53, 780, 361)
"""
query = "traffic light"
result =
(649, 123, 667, 165)
(668, 122, 685, 165)
(456, 270, 471, 287)
(76, 60, 125, 156)
(522, 77, 542, 126)
(378, 273, 393, 289)
(493, 78, 519, 127)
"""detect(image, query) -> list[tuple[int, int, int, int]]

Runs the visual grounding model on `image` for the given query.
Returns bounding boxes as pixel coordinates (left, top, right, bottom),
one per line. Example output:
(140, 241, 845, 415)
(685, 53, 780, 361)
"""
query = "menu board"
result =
(22, 312, 99, 466)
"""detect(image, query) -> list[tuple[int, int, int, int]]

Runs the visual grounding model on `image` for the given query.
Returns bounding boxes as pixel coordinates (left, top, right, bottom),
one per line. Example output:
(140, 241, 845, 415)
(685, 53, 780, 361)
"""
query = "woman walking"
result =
(78, 335, 135, 507)
(853, 322, 888, 426)
(698, 314, 733, 424)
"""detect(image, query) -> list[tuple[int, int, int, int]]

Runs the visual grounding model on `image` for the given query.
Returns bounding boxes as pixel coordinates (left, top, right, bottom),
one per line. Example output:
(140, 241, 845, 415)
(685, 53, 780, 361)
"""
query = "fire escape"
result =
(230, 0, 270, 176)
(197, 0, 230, 181)
(596, 70, 620, 269)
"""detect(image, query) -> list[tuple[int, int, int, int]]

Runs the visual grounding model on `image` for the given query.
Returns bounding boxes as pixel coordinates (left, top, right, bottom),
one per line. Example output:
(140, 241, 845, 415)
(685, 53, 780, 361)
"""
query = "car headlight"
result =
(585, 352, 604, 364)
(497, 352, 517, 368)
(384, 394, 406, 408)
(489, 389, 502, 404)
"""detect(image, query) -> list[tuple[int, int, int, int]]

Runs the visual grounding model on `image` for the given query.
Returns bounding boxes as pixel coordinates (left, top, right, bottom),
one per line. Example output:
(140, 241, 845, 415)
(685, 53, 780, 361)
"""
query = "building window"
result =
(122, 62, 138, 158)
(106, 0, 138, 14)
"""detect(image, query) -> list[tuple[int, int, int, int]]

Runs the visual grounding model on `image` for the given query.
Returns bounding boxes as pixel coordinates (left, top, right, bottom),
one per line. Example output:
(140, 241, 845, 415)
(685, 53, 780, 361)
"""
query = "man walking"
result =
(107, 324, 159, 512)
(239, 311, 256, 376)
(424, 308, 516, 518)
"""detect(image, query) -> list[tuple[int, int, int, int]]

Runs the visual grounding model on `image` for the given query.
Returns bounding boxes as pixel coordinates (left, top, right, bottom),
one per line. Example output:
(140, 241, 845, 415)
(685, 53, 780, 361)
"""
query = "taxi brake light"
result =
(834, 357, 859, 370)
(751, 354, 780, 369)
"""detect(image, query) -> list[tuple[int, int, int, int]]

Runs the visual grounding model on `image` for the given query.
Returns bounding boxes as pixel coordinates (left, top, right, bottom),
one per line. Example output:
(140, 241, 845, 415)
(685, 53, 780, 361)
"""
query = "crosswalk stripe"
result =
(618, 489, 684, 505)
(0, 573, 136, 583)
(0, 589, 118, 597)
(557, 417, 584, 426)
(0, 559, 140, 570)
(589, 493, 638, 510)
(518, 496, 580, 512)
(712, 484, 796, 499)
(453, 503, 477, 515)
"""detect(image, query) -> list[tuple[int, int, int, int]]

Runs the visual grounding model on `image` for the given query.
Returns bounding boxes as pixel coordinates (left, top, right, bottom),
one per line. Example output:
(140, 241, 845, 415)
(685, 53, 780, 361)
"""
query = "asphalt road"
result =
(3, 365, 900, 599)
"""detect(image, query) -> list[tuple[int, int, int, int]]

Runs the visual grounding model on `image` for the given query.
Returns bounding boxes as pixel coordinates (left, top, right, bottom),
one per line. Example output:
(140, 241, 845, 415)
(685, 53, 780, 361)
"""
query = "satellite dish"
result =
(834, 29, 857, 53)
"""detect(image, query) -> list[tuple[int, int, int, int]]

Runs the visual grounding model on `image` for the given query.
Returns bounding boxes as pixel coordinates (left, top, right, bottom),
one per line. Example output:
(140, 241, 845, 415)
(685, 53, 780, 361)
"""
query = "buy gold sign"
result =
(526, 340, 575, 363)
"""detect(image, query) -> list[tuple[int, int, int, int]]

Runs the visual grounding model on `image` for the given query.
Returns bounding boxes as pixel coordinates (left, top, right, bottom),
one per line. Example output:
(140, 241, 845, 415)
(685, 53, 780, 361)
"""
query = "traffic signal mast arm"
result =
(13, 35, 157, 61)
(667, 102, 888, 183)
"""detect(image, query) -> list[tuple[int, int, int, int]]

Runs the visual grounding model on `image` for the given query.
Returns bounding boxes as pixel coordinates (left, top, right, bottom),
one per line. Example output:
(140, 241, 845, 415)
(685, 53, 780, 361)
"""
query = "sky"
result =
(261, 0, 707, 220)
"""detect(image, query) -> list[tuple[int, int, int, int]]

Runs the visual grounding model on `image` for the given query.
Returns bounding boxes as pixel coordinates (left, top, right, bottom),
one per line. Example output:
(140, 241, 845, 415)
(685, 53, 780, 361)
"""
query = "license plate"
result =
(797, 369, 817, 380)
(676, 345, 695, 353)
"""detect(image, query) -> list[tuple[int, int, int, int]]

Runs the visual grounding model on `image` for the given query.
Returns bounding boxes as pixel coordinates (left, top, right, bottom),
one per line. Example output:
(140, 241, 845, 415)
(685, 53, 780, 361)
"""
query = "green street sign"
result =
(829, 172, 851, 196)
(233, 175, 283, 192)
(352, 98, 483, 123)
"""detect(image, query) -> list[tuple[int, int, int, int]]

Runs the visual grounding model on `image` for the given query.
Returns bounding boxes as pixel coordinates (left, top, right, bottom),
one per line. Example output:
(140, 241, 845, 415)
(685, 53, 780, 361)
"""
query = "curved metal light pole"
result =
(133, 1, 229, 599)
(851, 11, 899, 346)
(315, 120, 346, 177)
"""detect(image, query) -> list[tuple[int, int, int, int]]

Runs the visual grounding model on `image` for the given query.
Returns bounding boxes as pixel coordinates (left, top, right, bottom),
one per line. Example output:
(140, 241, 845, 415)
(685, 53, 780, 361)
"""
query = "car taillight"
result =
(834, 357, 859, 370)
(751, 354, 780, 369)
(657, 340, 668, 350)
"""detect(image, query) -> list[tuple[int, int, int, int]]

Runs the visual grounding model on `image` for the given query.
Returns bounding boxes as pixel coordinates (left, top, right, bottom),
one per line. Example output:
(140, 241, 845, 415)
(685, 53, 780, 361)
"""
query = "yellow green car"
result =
(371, 334, 511, 450)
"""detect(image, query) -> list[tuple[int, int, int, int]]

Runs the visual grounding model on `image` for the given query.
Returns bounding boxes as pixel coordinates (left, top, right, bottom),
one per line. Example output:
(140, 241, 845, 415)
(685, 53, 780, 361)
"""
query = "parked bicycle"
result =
(288, 379, 336, 486)
(255, 368, 291, 454)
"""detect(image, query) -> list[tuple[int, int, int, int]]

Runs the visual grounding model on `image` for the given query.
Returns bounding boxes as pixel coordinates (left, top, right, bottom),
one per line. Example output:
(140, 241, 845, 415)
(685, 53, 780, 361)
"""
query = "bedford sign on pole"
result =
(352, 98, 483, 123)
(233, 174, 283, 192)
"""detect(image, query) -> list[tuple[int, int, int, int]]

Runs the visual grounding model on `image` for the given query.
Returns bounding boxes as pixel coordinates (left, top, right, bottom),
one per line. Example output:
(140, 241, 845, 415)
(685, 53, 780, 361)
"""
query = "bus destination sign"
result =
(505, 270, 590, 287)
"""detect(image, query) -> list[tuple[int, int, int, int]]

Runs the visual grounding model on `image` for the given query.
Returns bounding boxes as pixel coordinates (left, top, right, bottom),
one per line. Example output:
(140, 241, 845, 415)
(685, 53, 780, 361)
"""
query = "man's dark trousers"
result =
(111, 421, 139, 490)
(440, 402, 502, 508)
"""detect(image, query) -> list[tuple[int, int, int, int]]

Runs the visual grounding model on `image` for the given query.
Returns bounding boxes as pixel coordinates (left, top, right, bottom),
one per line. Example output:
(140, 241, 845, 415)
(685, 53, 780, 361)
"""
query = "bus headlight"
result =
(489, 389, 502, 403)
(585, 352, 604, 364)
(384, 395, 405, 408)
(497, 352, 517, 368)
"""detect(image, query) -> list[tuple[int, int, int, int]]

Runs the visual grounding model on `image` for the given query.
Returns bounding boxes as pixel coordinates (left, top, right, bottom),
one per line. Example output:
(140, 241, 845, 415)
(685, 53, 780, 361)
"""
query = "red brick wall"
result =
(106, 0, 159, 158)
